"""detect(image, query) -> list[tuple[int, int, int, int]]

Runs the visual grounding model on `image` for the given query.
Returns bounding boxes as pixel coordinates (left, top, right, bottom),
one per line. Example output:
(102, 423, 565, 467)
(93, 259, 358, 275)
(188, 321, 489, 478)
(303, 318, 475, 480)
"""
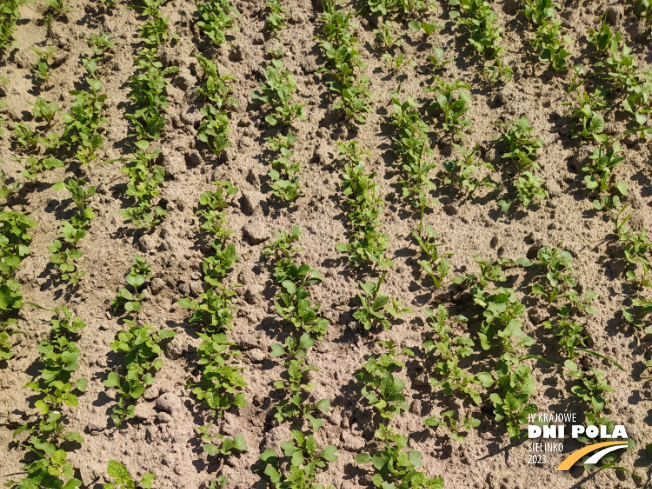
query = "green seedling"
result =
(474, 287, 531, 352)
(374, 20, 402, 49)
(531, 244, 575, 302)
(412, 225, 452, 287)
(449, 0, 512, 81)
(0, 170, 19, 201)
(259, 427, 337, 488)
(104, 322, 175, 427)
(564, 88, 608, 142)
(565, 362, 613, 416)
(111, 256, 153, 315)
(356, 425, 444, 489)
(489, 356, 538, 439)
(87, 31, 116, 58)
(353, 272, 412, 331)
(104, 460, 154, 489)
(319, 0, 373, 122)
(423, 305, 494, 405)
(266, 0, 288, 36)
(119, 140, 167, 229)
(0, 211, 37, 280)
(7, 447, 82, 489)
(196, 0, 240, 48)
(30, 96, 59, 122)
(12, 123, 38, 148)
(614, 207, 651, 287)
(271, 332, 330, 423)
(355, 341, 414, 419)
(334, 141, 392, 268)
(360, 0, 429, 15)
(425, 77, 472, 138)
(582, 144, 628, 212)
(265, 134, 303, 201)
(251, 59, 306, 126)
(14, 155, 64, 180)
(425, 410, 481, 445)
(440, 142, 498, 195)
(408, 20, 442, 37)
(495, 116, 544, 171)
(0, 0, 22, 53)
(25, 306, 87, 413)
(188, 331, 246, 416)
(199, 425, 248, 457)
(429, 47, 455, 71)
(390, 94, 437, 216)
(196, 180, 238, 239)
(543, 319, 588, 360)
(31, 46, 57, 87)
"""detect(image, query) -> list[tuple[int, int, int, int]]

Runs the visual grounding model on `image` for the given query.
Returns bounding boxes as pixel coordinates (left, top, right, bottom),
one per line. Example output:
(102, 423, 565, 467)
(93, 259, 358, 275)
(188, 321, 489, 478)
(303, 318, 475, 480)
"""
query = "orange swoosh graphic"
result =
(556, 441, 629, 470)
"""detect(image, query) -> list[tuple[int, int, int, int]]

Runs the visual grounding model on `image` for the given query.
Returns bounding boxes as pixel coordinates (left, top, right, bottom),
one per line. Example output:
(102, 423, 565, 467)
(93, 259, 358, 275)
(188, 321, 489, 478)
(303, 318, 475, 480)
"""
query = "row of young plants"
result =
(8, 306, 87, 488)
(118, 0, 178, 230)
(0, 211, 37, 379)
(193, 0, 239, 158)
(9, 32, 112, 188)
(257, 226, 341, 488)
(176, 181, 250, 488)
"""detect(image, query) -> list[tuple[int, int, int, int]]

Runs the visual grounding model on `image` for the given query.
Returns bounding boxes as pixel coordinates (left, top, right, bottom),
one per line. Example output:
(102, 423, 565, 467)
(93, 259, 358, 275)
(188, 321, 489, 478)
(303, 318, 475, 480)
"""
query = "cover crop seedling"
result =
(104, 460, 154, 489)
(251, 59, 306, 127)
(353, 272, 412, 331)
(334, 141, 392, 268)
(196, 0, 240, 48)
(355, 341, 414, 419)
(104, 323, 175, 427)
(356, 425, 444, 489)
(318, 0, 373, 122)
(111, 256, 153, 316)
(425, 77, 472, 139)
(259, 426, 338, 488)
(423, 305, 493, 405)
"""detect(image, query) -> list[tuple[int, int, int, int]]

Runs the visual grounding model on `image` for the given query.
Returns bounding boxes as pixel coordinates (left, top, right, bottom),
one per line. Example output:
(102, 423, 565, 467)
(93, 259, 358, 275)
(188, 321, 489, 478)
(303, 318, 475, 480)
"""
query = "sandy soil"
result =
(1, 0, 651, 488)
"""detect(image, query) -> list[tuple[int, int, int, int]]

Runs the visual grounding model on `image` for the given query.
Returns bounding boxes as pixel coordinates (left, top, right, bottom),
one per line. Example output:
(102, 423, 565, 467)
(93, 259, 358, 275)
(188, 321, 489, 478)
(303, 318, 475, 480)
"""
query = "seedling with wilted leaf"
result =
(356, 425, 444, 489)
(104, 460, 154, 489)
(353, 272, 412, 331)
